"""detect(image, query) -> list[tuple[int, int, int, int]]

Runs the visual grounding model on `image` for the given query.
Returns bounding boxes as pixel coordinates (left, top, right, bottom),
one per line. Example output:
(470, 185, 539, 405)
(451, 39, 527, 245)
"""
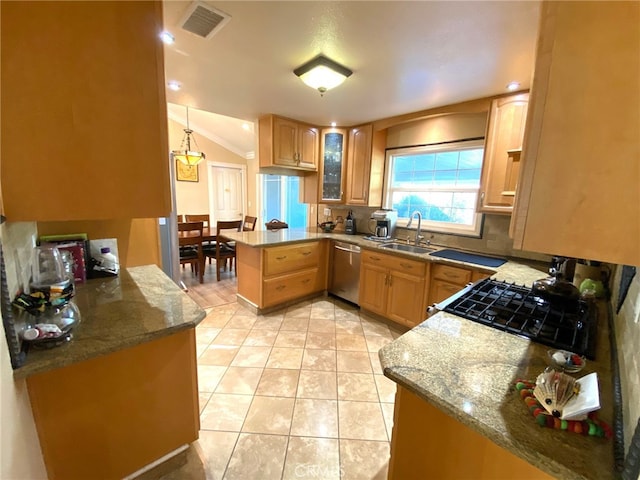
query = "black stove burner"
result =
(442, 278, 597, 359)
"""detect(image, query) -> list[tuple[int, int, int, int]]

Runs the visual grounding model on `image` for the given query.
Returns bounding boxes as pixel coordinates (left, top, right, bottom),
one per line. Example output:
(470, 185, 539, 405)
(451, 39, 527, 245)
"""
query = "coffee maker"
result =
(368, 210, 397, 240)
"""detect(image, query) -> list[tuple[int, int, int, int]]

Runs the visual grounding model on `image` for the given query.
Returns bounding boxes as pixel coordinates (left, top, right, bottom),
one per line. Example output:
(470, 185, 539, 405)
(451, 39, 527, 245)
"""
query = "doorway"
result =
(208, 162, 247, 224)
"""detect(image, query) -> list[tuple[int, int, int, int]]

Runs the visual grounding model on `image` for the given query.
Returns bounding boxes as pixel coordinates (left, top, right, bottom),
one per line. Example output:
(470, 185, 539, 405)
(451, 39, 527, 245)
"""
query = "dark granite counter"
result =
(14, 265, 206, 379)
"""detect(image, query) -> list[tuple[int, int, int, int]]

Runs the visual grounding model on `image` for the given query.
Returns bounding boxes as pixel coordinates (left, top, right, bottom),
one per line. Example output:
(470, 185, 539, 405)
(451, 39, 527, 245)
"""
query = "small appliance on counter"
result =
(364, 209, 397, 241)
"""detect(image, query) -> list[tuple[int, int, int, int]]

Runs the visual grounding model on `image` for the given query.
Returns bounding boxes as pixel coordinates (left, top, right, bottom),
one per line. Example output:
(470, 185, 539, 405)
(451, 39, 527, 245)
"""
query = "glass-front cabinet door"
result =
(320, 128, 347, 203)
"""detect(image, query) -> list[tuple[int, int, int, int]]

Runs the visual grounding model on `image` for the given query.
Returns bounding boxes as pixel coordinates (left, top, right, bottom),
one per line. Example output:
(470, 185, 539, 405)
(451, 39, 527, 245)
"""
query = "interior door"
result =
(210, 165, 244, 222)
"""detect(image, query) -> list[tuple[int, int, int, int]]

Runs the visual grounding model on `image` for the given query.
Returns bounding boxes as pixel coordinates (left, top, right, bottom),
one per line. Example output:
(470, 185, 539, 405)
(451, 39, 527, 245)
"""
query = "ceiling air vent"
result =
(179, 2, 231, 40)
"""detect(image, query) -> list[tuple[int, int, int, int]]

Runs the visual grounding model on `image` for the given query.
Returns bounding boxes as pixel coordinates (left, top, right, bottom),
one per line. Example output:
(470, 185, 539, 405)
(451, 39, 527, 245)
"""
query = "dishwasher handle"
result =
(334, 243, 361, 254)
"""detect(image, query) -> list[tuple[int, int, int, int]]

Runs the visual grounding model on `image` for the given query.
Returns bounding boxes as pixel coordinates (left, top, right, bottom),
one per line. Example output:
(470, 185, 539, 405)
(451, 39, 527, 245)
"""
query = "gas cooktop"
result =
(438, 278, 597, 359)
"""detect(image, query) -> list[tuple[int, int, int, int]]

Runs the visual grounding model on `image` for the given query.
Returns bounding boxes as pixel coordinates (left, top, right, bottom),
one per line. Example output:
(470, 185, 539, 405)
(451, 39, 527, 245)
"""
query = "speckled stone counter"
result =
(379, 268, 615, 480)
(14, 264, 206, 379)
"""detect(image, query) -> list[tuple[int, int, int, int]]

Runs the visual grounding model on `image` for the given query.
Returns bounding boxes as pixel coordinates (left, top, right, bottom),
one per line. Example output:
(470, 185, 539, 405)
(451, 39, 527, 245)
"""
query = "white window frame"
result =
(383, 139, 485, 237)
(257, 174, 309, 228)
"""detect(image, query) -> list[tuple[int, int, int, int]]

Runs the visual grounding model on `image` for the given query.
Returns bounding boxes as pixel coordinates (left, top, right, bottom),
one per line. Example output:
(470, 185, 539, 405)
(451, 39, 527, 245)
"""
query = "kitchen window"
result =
(383, 140, 484, 236)
(260, 174, 308, 228)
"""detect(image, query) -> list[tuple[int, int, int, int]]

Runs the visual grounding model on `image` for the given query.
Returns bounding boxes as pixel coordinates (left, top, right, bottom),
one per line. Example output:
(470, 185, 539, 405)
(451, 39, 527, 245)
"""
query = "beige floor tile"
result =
(199, 345, 239, 366)
(338, 401, 388, 441)
(223, 433, 288, 480)
(360, 320, 393, 338)
(211, 328, 251, 346)
(274, 331, 307, 348)
(308, 317, 336, 333)
(199, 313, 232, 329)
(284, 306, 312, 319)
(198, 392, 212, 415)
(196, 343, 208, 358)
(266, 347, 304, 369)
(225, 314, 257, 329)
(312, 298, 335, 309)
(301, 348, 337, 371)
(336, 333, 368, 351)
(365, 334, 393, 353)
(259, 310, 286, 320)
(334, 298, 358, 310)
(369, 352, 383, 374)
(241, 396, 295, 434)
(337, 351, 373, 373)
(290, 398, 339, 438)
(335, 319, 364, 335)
(339, 439, 390, 480)
(230, 346, 271, 367)
(195, 430, 239, 480)
(309, 308, 335, 320)
(255, 368, 300, 397)
(243, 329, 278, 346)
(197, 365, 228, 392)
(380, 403, 395, 441)
(252, 317, 283, 330)
(282, 437, 340, 480)
(195, 327, 221, 345)
(374, 374, 397, 403)
(337, 373, 379, 402)
(280, 316, 310, 331)
(305, 331, 336, 350)
(297, 370, 337, 399)
(334, 309, 361, 322)
(200, 393, 252, 431)
(215, 367, 263, 395)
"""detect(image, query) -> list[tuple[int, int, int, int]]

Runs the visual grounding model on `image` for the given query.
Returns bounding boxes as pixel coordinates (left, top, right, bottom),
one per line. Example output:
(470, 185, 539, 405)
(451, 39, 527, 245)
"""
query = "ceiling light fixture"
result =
(294, 55, 352, 96)
(160, 31, 175, 45)
(172, 105, 205, 166)
(506, 81, 521, 91)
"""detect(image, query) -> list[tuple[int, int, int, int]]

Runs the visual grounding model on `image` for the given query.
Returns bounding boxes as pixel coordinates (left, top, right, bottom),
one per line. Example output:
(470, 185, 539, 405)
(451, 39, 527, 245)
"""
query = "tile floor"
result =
(160, 291, 406, 480)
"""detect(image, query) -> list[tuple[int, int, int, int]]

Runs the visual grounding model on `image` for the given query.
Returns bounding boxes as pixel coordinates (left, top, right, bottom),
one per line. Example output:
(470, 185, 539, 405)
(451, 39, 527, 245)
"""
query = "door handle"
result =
(301, 251, 311, 256)
(276, 256, 287, 260)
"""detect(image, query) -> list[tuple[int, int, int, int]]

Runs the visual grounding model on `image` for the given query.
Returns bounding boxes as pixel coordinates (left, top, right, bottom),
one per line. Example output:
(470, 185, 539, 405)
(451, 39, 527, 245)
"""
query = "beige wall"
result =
(0, 222, 47, 480)
(168, 118, 255, 217)
(610, 267, 640, 454)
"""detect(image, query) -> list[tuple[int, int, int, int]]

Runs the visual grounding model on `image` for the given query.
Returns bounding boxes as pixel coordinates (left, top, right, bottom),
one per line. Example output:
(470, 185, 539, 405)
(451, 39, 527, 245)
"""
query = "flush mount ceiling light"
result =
(294, 55, 353, 96)
(506, 81, 521, 91)
(172, 105, 205, 166)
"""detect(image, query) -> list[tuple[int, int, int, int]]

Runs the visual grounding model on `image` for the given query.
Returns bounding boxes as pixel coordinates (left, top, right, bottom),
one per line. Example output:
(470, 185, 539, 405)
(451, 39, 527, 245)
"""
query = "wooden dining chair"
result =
(243, 215, 258, 231)
(203, 220, 242, 281)
(185, 214, 210, 227)
(177, 221, 204, 284)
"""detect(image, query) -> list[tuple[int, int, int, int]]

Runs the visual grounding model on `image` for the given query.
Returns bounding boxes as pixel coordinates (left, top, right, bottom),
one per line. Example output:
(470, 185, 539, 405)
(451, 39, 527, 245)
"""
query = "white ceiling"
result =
(163, 1, 541, 159)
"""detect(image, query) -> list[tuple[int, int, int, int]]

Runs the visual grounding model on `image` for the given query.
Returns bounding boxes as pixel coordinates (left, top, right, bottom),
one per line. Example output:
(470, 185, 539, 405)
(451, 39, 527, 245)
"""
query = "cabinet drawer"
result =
(362, 250, 426, 276)
(431, 264, 471, 285)
(264, 242, 320, 276)
(263, 268, 320, 307)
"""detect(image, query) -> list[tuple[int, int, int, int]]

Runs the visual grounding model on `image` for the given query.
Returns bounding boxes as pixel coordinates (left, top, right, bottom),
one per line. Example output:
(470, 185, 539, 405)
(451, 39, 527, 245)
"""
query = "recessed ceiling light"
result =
(330, 122, 337, 127)
(242, 123, 250, 131)
(506, 81, 520, 91)
(160, 31, 175, 45)
(167, 81, 181, 91)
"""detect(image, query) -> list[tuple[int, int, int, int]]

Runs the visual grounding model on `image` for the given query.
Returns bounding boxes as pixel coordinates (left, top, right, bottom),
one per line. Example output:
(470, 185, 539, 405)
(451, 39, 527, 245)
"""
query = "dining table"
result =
(177, 227, 216, 284)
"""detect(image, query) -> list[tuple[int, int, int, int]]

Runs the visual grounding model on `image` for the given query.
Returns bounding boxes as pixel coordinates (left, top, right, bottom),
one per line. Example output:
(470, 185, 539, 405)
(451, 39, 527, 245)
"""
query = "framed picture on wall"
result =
(176, 160, 199, 182)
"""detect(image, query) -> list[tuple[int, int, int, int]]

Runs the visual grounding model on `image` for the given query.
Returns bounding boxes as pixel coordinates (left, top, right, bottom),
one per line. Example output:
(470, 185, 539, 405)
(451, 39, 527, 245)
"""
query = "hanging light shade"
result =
(172, 105, 206, 166)
(293, 55, 353, 95)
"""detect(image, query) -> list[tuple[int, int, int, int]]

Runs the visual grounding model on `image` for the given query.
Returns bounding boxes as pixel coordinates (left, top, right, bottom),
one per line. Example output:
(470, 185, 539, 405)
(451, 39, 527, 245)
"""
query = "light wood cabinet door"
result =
(1, 1, 171, 221)
(345, 124, 387, 207)
(359, 262, 388, 315)
(273, 117, 299, 167)
(429, 279, 464, 305)
(510, 2, 640, 266)
(431, 263, 472, 285)
(263, 242, 321, 276)
(319, 128, 347, 203)
(263, 268, 321, 307)
(298, 125, 320, 170)
(387, 271, 427, 327)
(478, 93, 529, 214)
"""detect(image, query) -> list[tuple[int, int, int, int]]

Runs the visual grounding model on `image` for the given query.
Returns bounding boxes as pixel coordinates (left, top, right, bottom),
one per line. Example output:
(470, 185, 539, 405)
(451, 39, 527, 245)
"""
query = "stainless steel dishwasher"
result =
(329, 241, 361, 305)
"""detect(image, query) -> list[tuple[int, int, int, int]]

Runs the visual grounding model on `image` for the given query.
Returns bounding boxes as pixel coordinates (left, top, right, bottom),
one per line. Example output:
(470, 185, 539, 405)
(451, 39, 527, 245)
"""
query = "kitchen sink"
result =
(379, 242, 437, 254)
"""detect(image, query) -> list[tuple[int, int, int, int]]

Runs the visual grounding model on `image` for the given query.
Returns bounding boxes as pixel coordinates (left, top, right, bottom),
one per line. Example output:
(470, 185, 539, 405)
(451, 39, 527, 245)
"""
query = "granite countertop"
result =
(379, 266, 615, 480)
(14, 265, 206, 379)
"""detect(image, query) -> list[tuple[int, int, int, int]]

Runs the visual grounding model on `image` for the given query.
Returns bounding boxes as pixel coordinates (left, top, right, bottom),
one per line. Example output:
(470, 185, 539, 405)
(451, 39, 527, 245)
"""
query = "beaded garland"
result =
(515, 380, 612, 439)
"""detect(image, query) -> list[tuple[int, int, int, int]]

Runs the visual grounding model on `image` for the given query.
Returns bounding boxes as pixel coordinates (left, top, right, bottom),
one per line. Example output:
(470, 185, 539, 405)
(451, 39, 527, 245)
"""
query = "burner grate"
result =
(443, 278, 596, 359)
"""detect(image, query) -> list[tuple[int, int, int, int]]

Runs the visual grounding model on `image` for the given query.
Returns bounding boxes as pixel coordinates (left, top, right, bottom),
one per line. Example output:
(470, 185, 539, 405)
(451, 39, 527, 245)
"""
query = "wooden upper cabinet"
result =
(259, 115, 319, 171)
(345, 124, 387, 206)
(511, 2, 640, 266)
(0, 1, 171, 222)
(319, 128, 347, 203)
(478, 93, 529, 214)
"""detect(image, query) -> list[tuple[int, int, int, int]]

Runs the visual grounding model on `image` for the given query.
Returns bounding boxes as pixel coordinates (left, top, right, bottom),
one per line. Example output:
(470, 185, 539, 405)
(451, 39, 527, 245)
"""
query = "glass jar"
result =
(21, 300, 81, 346)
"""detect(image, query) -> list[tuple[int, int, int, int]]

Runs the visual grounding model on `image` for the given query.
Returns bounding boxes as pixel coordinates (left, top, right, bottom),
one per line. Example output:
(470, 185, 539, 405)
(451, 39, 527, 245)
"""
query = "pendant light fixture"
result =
(294, 55, 353, 96)
(172, 105, 206, 166)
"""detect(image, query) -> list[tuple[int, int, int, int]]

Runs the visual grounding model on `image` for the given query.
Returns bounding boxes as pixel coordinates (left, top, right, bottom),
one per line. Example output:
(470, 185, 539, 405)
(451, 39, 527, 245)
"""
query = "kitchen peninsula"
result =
(15, 265, 206, 480)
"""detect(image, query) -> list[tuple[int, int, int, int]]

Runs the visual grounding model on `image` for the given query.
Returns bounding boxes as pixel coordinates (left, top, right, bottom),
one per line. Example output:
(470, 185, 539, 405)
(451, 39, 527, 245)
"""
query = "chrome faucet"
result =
(406, 210, 423, 246)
